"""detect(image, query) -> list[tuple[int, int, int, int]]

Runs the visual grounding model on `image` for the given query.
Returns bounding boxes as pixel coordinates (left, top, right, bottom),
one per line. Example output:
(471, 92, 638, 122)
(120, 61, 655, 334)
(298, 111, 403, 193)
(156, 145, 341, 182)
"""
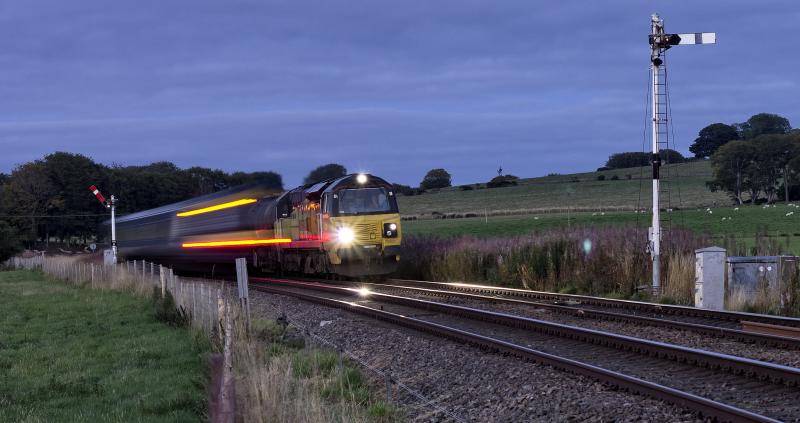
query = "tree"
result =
(185, 166, 230, 196)
(709, 141, 757, 204)
(304, 163, 346, 185)
(227, 171, 283, 191)
(739, 113, 791, 139)
(420, 168, 452, 190)
(753, 134, 799, 203)
(788, 150, 800, 201)
(2, 162, 59, 244)
(689, 123, 739, 158)
(659, 149, 685, 164)
(487, 175, 519, 188)
(605, 152, 650, 169)
(40, 152, 107, 243)
(0, 221, 22, 262)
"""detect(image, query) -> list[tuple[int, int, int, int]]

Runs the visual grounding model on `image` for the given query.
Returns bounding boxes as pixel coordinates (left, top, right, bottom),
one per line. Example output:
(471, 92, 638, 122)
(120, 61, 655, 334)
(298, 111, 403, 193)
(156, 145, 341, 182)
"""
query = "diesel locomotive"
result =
(114, 173, 402, 276)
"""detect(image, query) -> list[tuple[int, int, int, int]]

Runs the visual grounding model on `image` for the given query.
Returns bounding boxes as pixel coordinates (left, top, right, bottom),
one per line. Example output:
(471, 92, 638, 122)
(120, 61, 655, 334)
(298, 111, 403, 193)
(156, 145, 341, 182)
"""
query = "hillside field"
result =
(397, 161, 800, 254)
(401, 204, 800, 254)
(397, 160, 730, 217)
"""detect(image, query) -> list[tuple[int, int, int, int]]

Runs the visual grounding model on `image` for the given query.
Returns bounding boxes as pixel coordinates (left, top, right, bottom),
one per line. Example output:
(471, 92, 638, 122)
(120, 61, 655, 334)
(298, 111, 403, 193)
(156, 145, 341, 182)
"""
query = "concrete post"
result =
(695, 247, 726, 310)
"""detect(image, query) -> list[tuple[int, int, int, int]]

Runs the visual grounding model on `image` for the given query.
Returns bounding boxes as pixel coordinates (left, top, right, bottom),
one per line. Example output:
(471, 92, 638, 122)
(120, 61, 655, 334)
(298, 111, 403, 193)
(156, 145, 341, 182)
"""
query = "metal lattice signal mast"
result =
(648, 14, 715, 295)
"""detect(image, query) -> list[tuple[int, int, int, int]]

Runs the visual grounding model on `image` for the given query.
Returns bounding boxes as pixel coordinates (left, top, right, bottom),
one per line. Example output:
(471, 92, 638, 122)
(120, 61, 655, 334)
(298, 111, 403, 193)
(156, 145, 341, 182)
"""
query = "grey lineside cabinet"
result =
(726, 256, 798, 307)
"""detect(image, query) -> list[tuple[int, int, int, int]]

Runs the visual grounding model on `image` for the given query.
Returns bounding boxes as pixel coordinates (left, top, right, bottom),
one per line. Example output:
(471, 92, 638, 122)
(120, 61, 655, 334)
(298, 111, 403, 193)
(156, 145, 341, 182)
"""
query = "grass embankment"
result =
(398, 160, 728, 216)
(0, 270, 207, 422)
(397, 226, 702, 305)
(403, 204, 800, 255)
(238, 319, 397, 422)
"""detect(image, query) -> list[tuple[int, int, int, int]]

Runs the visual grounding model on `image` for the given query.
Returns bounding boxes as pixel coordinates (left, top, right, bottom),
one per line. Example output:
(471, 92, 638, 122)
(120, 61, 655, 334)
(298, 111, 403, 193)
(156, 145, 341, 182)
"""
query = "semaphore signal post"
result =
(89, 185, 118, 263)
(648, 14, 715, 295)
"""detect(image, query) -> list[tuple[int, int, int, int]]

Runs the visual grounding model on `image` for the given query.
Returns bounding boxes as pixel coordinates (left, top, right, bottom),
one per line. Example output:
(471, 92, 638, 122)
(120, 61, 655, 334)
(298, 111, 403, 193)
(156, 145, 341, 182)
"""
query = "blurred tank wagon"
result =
(113, 174, 402, 276)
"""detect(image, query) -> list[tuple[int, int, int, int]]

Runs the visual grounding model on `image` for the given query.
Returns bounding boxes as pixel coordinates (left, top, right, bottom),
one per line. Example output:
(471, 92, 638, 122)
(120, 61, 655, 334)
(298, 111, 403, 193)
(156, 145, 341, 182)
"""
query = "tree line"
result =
(691, 113, 798, 205)
(709, 132, 800, 204)
(601, 149, 686, 170)
(0, 152, 283, 256)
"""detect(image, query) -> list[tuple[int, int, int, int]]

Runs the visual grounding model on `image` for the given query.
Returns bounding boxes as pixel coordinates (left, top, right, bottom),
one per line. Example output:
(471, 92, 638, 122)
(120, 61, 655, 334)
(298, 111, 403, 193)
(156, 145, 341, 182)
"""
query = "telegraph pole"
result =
(89, 185, 118, 263)
(647, 14, 715, 295)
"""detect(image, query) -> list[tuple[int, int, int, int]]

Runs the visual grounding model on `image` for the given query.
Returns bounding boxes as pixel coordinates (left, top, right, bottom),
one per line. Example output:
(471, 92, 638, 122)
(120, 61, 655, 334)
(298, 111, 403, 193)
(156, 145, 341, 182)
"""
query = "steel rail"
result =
(365, 282, 800, 349)
(252, 278, 800, 387)
(388, 278, 800, 328)
(258, 276, 800, 348)
(250, 282, 780, 423)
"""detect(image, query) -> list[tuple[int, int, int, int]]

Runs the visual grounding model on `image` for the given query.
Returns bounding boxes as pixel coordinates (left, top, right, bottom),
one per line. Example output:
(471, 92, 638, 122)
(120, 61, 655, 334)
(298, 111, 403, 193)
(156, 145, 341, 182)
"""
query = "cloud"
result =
(0, 0, 798, 186)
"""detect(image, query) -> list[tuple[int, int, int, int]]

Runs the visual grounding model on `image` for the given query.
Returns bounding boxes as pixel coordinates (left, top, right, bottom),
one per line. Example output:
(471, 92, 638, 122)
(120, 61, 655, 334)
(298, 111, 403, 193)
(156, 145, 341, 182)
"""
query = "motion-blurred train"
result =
(113, 174, 402, 277)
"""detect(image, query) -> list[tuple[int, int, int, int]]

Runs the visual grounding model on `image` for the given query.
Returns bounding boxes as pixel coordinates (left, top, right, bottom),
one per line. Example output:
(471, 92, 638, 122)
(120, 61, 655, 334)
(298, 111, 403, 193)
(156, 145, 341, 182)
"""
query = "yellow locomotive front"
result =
(271, 173, 401, 277)
(322, 173, 401, 276)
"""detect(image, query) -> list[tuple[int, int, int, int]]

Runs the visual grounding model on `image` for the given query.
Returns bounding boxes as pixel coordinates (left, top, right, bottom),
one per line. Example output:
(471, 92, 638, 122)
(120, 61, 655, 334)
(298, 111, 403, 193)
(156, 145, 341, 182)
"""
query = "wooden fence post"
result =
(235, 257, 250, 331)
(159, 265, 166, 298)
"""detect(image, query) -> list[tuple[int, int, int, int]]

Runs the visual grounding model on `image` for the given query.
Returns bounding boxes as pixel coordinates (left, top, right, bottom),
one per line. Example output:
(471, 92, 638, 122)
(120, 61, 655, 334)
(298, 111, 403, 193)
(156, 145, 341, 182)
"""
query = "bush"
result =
(304, 163, 346, 185)
(420, 168, 452, 190)
(459, 185, 474, 191)
(596, 175, 606, 181)
(610, 175, 620, 181)
(606, 152, 650, 169)
(392, 183, 415, 196)
(487, 175, 519, 188)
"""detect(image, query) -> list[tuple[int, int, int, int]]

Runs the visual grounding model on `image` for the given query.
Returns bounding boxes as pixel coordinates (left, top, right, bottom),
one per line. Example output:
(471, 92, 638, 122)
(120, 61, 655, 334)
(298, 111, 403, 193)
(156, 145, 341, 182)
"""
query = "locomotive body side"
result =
(115, 184, 279, 269)
(113, 174, 401, 277)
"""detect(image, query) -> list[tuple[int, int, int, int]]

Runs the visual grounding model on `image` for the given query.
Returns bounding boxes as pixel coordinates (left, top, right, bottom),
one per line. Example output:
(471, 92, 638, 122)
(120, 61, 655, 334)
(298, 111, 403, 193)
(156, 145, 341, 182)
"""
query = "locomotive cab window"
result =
(335, 187, 397, 216)
(276, 194, 292, 218)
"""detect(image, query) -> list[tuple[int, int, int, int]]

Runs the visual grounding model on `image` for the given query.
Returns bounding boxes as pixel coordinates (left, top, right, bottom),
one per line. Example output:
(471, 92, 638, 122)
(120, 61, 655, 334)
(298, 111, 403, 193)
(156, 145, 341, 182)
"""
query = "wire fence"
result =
(4, 255, 466, 422)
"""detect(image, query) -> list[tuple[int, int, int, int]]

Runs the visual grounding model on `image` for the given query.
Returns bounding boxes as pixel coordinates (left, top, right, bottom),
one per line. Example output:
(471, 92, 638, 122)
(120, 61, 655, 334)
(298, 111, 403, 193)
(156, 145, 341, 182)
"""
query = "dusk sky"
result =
(2, 1, 798, 187)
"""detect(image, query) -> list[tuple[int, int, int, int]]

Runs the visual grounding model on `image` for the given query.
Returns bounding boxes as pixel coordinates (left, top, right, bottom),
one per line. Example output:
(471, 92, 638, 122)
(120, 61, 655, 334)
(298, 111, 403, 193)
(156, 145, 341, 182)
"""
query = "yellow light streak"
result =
(177, 198, 257, 217)
(181, 238, 292, 248)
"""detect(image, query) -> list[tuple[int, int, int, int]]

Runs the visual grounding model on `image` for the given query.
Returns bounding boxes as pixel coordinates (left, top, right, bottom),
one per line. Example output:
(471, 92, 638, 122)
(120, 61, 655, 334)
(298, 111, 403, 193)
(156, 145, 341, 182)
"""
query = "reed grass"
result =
(234, 318, 398, 423)
(398, 225, 707, 303)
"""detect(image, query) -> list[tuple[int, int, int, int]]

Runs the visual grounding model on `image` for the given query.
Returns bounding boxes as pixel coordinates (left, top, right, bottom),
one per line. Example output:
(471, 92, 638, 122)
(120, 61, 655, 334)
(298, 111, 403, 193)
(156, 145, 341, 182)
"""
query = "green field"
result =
(402, 204, 800, 254)
(397, 160, 800, 253)
(0, 270, 207, 422)
(398, 160, 730, 217)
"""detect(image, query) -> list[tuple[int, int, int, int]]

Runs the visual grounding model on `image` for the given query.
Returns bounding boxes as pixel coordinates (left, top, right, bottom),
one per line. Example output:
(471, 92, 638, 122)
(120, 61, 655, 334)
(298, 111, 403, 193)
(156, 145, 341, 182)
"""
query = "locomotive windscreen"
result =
(336, 188, 394, 215)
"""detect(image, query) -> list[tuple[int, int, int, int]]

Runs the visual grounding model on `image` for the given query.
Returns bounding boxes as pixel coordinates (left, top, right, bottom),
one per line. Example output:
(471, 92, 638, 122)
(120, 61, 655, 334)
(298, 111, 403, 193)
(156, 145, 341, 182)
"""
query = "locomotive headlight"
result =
(356, 173, 368, 184)
(337, 227, 355, 244)
(383, 222, 398, 238)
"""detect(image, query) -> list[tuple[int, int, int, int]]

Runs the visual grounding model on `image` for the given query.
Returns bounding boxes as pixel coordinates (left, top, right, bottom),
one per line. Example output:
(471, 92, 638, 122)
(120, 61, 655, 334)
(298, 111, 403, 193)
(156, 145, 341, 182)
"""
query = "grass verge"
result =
(0, 269, 208, 422)
(236, 318, 399, 423)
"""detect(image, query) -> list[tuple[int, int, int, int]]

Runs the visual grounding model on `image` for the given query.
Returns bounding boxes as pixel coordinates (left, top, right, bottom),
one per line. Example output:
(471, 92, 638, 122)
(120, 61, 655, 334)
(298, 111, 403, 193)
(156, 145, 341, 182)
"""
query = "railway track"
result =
(257, 276, 800, 349)
(249, 278, 800, 422)
(385, 278, 800, 330)
(342, 279, 800, 349)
